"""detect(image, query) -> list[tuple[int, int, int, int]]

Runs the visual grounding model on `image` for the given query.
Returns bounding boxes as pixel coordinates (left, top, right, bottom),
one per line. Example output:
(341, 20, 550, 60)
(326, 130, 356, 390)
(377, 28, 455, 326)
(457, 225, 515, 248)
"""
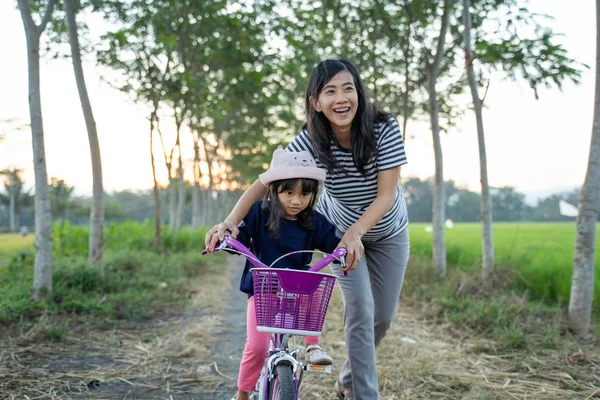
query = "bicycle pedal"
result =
(304, 364, 332, 373)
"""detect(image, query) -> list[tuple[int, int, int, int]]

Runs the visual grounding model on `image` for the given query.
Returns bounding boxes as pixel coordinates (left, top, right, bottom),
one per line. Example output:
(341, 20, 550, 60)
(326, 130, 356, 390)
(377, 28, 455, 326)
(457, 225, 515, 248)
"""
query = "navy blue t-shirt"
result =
(234, 201, 340, 297)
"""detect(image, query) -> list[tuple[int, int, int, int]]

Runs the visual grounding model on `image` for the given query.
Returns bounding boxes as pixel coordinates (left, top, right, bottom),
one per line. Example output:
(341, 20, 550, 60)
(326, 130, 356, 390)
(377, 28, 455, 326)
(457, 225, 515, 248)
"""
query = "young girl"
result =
(229, 148, 340, 400)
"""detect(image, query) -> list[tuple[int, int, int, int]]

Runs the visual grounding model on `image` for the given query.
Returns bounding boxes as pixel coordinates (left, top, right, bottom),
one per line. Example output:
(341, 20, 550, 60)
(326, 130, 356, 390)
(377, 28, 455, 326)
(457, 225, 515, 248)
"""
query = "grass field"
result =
(0, 233, 35, 253)
(2, 223, 599, 314)
(409, 222, 600, 312)
(0, 233, 35, 265)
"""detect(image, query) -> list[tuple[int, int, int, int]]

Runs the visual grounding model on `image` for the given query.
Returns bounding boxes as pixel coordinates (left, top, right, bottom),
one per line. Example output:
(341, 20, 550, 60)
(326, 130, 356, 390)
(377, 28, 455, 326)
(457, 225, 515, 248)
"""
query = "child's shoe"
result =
(305, 344, 333, 365)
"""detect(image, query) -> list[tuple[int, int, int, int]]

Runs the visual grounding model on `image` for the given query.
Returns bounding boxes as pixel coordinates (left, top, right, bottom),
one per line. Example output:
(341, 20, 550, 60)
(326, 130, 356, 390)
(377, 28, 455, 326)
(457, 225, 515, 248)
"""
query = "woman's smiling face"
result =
(311, 70, 358, 134)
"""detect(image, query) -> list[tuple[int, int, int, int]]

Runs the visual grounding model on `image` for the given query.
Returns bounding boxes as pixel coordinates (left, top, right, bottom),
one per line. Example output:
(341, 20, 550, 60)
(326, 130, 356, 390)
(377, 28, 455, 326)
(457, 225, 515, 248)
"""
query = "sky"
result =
(0, 1, 595, 203)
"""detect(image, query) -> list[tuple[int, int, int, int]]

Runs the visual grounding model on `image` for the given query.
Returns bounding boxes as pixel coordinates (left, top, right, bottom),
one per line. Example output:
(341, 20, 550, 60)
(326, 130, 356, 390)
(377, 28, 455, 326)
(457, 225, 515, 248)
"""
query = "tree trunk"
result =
(174, 123, 185, 230)
(149, 110, 161, 247)
(568, 0, 600, 336)
(9, 192, 16, 232)
(427, 0, 452, 277)
(427, 67, 446, 277)
(148, 53, 172, 247)
(156, 122, 178, 231)
(401, 0, 413, 148)
(167, 177, 177, 230)
(64, 0, 104, 263)
(200, 135, 214, 191)
(17, 0, 56, 300)
(400, 19, 411, 182)
(15, 207, 21, 233)
(191, 134, 202, 227)
(175, 156, 185, 230)
(200, 189, 209, 226)
(463, 0, 494, 279)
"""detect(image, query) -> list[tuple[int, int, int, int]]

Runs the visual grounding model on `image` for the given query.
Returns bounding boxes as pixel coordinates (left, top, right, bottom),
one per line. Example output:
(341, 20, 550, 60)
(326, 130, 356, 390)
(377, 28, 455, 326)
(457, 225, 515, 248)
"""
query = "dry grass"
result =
(0, 256, 234, 399)
(299, 288, 600, 400)
(3, 256, 600, 399)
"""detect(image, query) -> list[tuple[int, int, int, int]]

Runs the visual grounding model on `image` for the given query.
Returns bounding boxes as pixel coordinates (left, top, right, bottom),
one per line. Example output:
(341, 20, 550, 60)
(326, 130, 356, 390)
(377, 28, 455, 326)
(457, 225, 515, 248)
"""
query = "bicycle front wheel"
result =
(268, 361, 295, 400)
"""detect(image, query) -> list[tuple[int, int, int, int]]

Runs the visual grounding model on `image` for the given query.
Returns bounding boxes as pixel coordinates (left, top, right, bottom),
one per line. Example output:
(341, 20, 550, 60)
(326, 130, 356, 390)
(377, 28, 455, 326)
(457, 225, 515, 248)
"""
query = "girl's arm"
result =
(338, 166, 400, 271)
(205, 179, 268, 251)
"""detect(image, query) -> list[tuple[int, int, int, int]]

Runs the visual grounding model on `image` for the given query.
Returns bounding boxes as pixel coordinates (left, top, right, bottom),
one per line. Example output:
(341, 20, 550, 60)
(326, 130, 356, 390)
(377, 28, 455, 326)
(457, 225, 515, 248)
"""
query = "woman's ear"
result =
(309, 96, 321, 113)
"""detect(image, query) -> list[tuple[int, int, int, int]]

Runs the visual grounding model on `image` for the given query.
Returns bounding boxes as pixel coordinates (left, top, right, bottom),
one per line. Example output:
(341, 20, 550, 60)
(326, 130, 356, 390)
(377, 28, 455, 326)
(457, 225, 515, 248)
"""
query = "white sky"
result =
(0, 1, 595, 200)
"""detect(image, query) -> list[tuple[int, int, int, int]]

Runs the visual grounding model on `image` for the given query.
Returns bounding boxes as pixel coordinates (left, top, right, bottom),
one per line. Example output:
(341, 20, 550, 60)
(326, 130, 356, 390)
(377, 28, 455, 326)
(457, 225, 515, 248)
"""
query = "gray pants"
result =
(331, 227, 410, 399)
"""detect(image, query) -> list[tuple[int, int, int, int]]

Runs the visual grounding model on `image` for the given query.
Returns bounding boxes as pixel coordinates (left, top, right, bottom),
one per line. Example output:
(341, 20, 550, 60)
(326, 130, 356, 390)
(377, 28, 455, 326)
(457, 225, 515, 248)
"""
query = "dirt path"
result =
(2, 258, 600, 400)
(0, 257, 246, 400)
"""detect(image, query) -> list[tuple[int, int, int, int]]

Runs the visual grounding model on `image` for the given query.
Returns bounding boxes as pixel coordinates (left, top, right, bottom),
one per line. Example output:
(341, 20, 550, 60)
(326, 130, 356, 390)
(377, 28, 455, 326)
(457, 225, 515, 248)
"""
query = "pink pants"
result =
(237, 296, 320, 392)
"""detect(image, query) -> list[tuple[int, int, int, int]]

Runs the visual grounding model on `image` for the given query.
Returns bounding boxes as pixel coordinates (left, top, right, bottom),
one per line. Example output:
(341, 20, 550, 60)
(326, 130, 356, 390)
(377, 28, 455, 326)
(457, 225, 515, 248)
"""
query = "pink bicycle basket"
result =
(251, 268, 336, 335)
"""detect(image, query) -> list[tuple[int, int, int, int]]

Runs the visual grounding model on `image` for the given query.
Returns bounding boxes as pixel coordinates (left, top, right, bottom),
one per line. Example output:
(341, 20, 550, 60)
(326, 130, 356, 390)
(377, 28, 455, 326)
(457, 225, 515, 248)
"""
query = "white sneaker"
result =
(305, 344, 333, 365)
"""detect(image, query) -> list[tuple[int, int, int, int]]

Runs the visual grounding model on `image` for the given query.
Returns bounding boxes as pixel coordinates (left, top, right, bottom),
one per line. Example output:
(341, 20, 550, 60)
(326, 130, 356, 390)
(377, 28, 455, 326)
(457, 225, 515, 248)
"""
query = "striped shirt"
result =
(287, 116, 408, 241)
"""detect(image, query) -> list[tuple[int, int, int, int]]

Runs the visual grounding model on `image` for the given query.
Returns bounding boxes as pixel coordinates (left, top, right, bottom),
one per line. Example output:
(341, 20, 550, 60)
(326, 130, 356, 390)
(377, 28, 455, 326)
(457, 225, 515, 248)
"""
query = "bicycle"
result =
(202, 236, 347, 400)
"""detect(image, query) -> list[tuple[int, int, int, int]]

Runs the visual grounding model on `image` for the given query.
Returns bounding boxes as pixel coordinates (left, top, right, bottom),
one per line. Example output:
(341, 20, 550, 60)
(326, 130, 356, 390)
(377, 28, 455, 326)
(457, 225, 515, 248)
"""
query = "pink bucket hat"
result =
(259, 149, 326, 185)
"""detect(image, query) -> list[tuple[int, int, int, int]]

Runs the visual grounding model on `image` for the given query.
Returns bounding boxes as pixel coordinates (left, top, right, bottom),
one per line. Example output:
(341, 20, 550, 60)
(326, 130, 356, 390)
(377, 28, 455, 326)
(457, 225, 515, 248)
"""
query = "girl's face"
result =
(277, 181, 314, 220)
(311, 70, 358, 133)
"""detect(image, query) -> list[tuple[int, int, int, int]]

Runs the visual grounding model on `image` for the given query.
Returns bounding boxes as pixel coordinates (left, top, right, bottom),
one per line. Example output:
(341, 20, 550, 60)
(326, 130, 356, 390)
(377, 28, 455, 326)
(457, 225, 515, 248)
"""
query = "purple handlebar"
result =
(308, 247, 347, 273)
(202, 236, 347, 273)
(202, 236, 267, 269)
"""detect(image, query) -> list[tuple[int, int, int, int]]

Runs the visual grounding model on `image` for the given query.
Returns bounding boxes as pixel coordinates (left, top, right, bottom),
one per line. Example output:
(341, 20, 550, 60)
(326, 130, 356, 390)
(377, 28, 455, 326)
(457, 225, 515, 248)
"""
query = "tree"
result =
(404, 177, 434, 223)
(568, 0, 600, 336)
(532, 194, 573, 221)
(447, 187, 481, 223)
(491, 187, 528, 221)
(16, 0, 57, 299)
(97, 0, 285, 234)
(463, 0, 584, 279)
(0, 168, 26, 232)
(63, 0, 104, 263)
(49, 177, 75, 220)
(426, 0, 454, 277)
(462, 0, 494, 279)
(97, 3, 178, 246)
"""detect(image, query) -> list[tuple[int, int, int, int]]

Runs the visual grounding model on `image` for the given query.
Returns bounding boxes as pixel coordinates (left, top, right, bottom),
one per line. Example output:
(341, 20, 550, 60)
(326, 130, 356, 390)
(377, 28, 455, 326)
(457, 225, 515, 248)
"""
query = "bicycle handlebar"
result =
(201, 236, 267, 269)
(202, 236, 347, 274)
(308, 247, 347, 273)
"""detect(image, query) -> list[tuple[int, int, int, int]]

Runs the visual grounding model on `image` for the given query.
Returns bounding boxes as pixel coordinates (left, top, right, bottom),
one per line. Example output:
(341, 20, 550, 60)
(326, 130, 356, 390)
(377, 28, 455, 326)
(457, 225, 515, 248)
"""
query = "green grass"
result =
(403, 255, 569, 352)
(0, 233, 35, 252)
(0, 233, 35, 265)
(0, 249, 212, 322)
(0, 223, 214, 324)
(409, 222, 600, 313)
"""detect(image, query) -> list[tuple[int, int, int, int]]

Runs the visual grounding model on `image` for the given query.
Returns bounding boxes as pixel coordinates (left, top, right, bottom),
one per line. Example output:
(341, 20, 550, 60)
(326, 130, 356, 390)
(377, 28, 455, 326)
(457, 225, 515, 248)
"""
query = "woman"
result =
(206, 59, 410, 400)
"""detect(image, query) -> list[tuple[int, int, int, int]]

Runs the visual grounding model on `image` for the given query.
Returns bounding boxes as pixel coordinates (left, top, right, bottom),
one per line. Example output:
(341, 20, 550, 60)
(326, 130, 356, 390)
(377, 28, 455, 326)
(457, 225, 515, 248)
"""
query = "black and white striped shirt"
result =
(287, 117, 408, 241)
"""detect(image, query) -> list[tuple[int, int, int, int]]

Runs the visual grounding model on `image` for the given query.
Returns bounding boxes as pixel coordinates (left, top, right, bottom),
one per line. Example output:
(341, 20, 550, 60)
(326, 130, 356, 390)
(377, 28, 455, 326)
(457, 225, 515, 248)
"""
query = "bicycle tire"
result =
(268, 361, 295, 400)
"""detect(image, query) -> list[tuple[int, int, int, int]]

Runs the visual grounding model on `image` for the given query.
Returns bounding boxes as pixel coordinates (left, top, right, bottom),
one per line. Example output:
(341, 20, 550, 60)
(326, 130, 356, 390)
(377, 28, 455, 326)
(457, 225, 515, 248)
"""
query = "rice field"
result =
(1, 223, 598, 311)
(0, 233, 35, 265)
(409, 222, 600, 311)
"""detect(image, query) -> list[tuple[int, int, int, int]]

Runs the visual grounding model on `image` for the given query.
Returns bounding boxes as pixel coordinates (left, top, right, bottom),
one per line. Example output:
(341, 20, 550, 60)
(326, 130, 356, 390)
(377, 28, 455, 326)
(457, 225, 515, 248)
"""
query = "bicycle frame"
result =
(203, 236, 347, 400)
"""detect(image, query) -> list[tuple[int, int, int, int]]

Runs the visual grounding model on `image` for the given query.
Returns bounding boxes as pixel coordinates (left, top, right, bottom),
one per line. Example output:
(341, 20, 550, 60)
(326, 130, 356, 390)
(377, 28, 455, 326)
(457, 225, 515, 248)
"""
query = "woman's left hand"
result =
(337, 228, 364, 272)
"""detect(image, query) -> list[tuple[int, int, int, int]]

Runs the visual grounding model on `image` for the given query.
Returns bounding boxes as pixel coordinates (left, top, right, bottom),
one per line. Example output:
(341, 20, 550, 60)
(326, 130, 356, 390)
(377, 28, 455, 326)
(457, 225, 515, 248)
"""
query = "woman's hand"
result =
(337, 228, 364, 272)
(204, 221, 239, 253)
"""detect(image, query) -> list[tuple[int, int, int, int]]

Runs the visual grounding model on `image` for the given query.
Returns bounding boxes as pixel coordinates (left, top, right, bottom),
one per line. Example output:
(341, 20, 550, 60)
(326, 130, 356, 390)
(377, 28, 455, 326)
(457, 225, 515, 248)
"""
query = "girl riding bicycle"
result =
(221, 149, 340, 400)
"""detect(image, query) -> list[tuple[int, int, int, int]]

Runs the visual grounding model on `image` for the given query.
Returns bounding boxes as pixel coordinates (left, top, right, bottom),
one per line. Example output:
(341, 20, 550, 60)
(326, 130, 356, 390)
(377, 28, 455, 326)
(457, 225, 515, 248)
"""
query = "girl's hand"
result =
(205, 221, 239, 252)
(338, 228, 364, 272)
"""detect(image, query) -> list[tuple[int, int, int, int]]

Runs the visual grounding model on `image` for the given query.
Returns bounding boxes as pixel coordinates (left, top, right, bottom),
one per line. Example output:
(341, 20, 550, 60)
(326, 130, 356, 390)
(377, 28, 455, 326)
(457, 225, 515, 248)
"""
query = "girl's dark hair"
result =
(262, 178, 319, 238)
(304, 59, 391, 176)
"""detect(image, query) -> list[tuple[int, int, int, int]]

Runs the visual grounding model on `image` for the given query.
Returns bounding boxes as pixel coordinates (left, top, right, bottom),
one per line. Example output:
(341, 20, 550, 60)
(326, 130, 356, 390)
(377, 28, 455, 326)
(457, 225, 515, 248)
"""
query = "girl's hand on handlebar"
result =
(205, 221, 239, 252)
(338, 228, 364, 272)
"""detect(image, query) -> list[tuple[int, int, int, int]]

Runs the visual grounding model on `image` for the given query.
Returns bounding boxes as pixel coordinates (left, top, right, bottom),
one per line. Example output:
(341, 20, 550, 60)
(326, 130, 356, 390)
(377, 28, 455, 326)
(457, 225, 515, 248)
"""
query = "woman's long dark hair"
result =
(262, 178, 319, 238)
(304, 59, 391, 176)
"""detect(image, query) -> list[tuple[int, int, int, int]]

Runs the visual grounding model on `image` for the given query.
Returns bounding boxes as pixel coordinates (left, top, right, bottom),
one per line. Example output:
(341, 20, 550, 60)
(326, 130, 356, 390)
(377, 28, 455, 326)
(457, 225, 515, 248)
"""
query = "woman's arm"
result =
(204, 179, 268, 251)
(338, 166, 400, 271)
